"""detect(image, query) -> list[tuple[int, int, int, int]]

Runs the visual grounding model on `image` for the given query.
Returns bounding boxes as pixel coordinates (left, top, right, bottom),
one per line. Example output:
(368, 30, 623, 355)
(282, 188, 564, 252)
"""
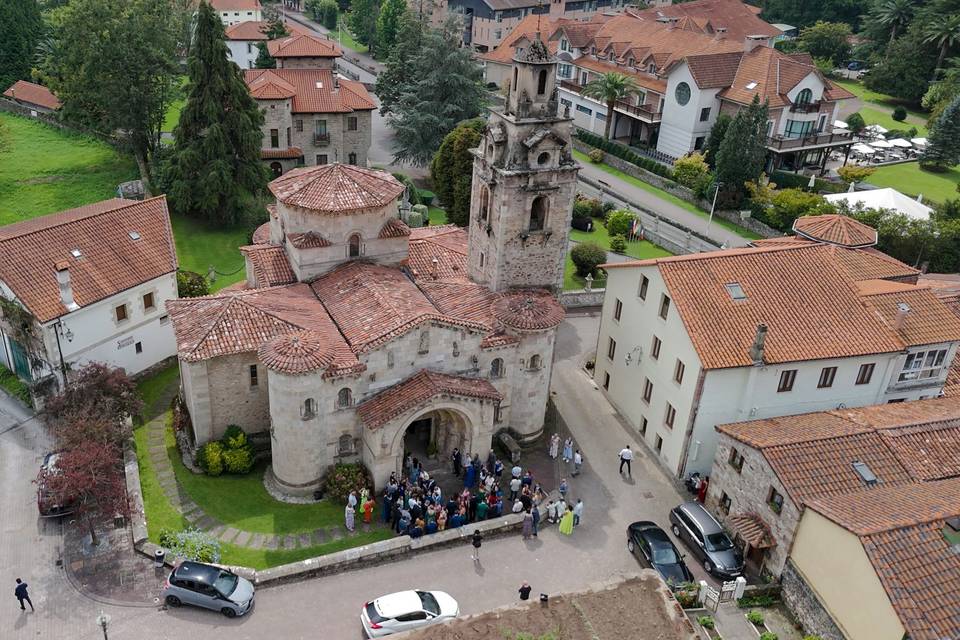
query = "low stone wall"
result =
(123, 444, 149, 546)
(780, 559, 844, 640)
(559, 289, 606, 308)
(0, 98, 119, 147)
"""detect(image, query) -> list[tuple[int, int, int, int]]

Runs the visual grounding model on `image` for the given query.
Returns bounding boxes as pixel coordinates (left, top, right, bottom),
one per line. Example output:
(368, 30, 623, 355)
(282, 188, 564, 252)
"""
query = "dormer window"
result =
(627, 57, 635, 67)
(648, 63, 655, 73)
(795, 88, 813, 106)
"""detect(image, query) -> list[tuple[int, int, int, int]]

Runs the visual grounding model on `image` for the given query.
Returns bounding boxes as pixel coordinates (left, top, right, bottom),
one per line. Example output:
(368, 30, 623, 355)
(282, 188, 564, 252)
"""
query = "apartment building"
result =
(209, 0, 263, 25)
(594, 215, 960, 479)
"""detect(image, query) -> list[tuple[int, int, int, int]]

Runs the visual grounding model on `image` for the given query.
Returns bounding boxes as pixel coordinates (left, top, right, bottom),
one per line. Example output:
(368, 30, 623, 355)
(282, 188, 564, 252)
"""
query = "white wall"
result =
(219, 9, 262, 26)
(227, 40, 259, 69)
(657, 62, 720, 158)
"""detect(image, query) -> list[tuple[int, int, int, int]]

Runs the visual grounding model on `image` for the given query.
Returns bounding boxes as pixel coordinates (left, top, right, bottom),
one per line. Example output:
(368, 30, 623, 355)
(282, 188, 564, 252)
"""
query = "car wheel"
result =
(703, 560, 713, 574)
(221, 607, 237, 618)
(627, 540, 635, 553)
(671, 524, 681, 537)
(165, 595, 181, 607)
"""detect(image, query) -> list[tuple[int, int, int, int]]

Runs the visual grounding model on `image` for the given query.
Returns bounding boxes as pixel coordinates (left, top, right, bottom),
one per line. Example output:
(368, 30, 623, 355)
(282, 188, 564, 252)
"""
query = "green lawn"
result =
(335, 16, 368, 54)
(866, 162, 960, 205)
(162, 75, 188, 134)
(0, 364, 31, 406)
(170, 214, 251, 291)
(856, 106, 928, 137)
(0, 112, 138, 224)
(571, 150, 762, 240)
(136, 361, 180, 418)
(428, 207, 448, 225)
(834, 79, 929, 123)
(564, 222, 672, 290)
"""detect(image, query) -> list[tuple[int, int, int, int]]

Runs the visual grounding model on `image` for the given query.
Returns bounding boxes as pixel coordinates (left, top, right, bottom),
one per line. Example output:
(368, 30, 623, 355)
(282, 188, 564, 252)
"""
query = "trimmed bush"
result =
(747, 610, 765, 626)
(572, 199, 594, 220)
(570, 242, 607, 277)
(605, 209, 636, 237)
(222, 424, 247, 450)
(391, 172, 422, 205)
(601, 200, 617, 215)
(321, 462, 373, 503)
(177, 270, 210, 298)
(406, 211, 424, 227)
(588, 148, 604, 163)
(222, 446, 254, 474)
(892, 106, 907, 122)
(575, 129, 674, 179)
(609, 234, 627, 253)
(417, 189, 435, 205)
(159, 527, 222, 563)
(845, 112, 866, 134)
(198, 441, 224, 476)
(672, 152, 710, 190)
(697, 616, 715, 630)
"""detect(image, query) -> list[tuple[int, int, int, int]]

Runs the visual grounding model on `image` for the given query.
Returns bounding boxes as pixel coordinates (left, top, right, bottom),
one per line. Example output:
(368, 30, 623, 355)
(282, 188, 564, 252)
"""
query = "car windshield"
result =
(418, 591, 440, 616)
(213, 571, 239, 597)
(705, 532, 734, 552)
(366, 602, 385, 623)
(651, 544, 679, 565)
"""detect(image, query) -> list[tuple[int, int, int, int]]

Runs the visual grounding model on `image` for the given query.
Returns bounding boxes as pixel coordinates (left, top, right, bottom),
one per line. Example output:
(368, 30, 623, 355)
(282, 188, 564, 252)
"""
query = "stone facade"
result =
(259, 97, 372, 168)
(181, 352, 271, 443)
(780, 559, 845, 640)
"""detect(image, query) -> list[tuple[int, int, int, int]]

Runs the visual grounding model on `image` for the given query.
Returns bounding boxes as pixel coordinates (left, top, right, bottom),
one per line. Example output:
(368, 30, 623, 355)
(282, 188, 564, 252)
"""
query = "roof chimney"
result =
(431, 257, 439, 279)
(749, 323, 767, 364)
(334, 75, 340, 90)
(894, 302, 911, 331)
(55, 261, 79, 312)
(743, 34, 767, 53)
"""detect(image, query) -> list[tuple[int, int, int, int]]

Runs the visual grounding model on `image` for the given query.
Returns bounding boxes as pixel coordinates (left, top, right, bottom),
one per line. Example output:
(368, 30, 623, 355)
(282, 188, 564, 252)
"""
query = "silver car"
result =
(161, 561, 254, 618)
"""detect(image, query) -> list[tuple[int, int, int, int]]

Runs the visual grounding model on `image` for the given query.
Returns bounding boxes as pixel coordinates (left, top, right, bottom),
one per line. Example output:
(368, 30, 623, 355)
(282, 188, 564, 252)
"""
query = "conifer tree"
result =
(376, 0, 408, 56)
(922, 93, 960, 169)
(0, 0, 45, 90)
(165, 1, 270, 225)
(375, 11, 422, 115)
(430, 118, 485, 226)
(716, 95, 769, 201)
(254, 41, 276, 68)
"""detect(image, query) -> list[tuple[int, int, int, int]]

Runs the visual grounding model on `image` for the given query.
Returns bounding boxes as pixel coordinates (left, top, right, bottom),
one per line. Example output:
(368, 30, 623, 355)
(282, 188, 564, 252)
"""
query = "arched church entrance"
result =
(397, 408, 471, 483)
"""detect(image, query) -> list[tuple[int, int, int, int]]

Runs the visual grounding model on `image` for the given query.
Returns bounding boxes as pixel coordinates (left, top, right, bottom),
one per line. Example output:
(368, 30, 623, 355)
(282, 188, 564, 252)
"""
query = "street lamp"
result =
(706, 181, 724, 236)
(96, 610, 111, 640)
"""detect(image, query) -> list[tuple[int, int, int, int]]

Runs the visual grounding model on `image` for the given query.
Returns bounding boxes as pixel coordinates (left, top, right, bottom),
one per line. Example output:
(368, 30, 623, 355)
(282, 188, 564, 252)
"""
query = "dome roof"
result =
(268, 164, 406, 214)
(258, 330, 335, 375)
(792, 214, 877, 248)
(493, 289, 565, 331)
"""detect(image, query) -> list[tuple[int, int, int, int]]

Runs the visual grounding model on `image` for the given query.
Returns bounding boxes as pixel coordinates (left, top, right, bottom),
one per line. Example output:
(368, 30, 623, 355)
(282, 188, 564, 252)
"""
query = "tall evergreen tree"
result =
(716, 95, 769, 201)
(254, 41, 277, 68)
(348, 0, 380, 54)
(430, 118, 485, 226)
(703, 113, 731, 168)
(0, 0, 45, 91)
(388, 18, 487, 166)
(376, 0, 408, 56)
(165, 1, 270, 225)
(375, 11, 422, 116)
(921, 94, 960, 168)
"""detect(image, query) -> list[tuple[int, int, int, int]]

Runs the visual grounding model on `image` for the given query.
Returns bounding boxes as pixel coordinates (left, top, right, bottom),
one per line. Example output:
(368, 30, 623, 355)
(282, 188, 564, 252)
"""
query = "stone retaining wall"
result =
(0, 98, 119, 147)
(780, 559, 844, 640)
(559, 289, 606, 308)
(124, 444, 149, 546)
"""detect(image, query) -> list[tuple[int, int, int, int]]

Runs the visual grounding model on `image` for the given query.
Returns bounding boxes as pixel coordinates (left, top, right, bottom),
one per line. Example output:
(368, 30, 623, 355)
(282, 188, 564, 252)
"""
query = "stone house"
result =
(244, 33, 374, 176)
(0, 198, 179, 391)
(167, 43, 578, 496)
(705, 396, 960, 579)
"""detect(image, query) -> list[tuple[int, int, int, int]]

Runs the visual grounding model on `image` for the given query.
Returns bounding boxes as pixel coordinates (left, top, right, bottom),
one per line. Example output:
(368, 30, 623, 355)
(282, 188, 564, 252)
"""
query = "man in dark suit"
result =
(15, 579, 33, 611)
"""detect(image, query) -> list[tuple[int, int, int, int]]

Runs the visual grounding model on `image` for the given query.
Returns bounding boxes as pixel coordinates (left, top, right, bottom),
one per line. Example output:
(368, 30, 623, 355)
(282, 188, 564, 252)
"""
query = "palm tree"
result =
(581, 72, 641, 140)
(924, 14, 960, 80)
(872, 0, 913, 43)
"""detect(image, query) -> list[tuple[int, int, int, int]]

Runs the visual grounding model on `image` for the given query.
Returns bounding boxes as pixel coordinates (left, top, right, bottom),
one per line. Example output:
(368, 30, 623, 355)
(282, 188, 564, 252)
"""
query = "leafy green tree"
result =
(164, 1, 270, 225)
(845, 111, 866, 133)
(348, 0, 380, 54)
(388, 18, 487, 166)
(581, 72, 640, 140)
(921, 93, 960, 168)
(799, 21, 851, 64)
(923, 13, 960, 80)
(375, 11, 422, 115)
(760, 0, 865, 30)
(41, 0, 177, 195)
(716, 96, 769, 202)
(672, 152, 710, 190)
(923, 57, 960, 122)
(255, 41, 276, 68)
(864, 28, 938, 103)
(430, 118, 484, 226)
(264, 17, 290, 39)
(0, 0, 45, 91)
(605, 209, 636, 237)
(766, 189, 835, 229)
(868, 0, 914, 43)
(570, 242, 607, 278)
(377, 0, 408, 56)
(319, 0, 339, 30)
(703, 113, 731, 168)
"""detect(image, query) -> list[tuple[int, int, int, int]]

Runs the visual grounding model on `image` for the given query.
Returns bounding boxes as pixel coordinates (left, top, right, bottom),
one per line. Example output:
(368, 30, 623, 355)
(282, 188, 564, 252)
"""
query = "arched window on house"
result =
(301, 398, 317, 420)
(529, 354, 542, 370)
(338, 434, 354, 455)
(337, 388, 352, 408)
(490, 358, 504, 378)
(479, 185, 490, 222)
(537, 69, 548, 95)
(348, 233, 361, 257)
(269, 162, 283, 177)
(529, 196, 547, 232)
(795, 88, 813, 106)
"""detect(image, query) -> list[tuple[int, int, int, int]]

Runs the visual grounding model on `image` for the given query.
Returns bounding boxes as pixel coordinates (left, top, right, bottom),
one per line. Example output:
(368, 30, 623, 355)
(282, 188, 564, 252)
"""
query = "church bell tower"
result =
(466, 34, 579, 293)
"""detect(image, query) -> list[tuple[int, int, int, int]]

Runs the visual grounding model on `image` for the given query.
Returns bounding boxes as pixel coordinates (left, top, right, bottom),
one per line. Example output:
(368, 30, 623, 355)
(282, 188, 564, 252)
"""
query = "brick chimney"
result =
(894, 302, 911, 331)
(743, 35, 767, 52)
(714, 26, 728, 40)
(55, 261, 79, 311)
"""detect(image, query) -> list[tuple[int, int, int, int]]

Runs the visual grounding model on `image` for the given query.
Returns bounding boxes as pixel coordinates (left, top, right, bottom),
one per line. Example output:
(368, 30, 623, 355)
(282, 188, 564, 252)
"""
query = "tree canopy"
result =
(798, 21, 851, 64)
(0, 0, 45, 91)
(376, 0, 408, 57)
(348, 0, 380, 54)
(430, 118, 484, 226)
(921, 93, 960, 168)
(760, 0, 866, 30)
(715, 96, 770, 202)
(375, 11, 423, 115)
(864, 27, 939, 103)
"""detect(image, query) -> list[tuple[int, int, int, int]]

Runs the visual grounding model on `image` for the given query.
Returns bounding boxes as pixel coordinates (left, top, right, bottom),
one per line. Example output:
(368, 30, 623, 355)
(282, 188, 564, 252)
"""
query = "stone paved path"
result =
(142, 387, 376, 553)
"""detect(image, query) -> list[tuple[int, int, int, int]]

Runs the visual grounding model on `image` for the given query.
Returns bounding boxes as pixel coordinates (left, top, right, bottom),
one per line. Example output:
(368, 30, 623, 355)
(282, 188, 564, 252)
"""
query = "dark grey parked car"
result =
(668, 502, 744, 580)
(161, 561, 255, 618)
(627, 521, 694, 588)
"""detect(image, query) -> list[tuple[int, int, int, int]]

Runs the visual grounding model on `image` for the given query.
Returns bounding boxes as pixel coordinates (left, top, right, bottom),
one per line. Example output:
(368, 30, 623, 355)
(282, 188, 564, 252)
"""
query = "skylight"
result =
(129, 231, 141, 241)
(745, 81, 758, 90)
(70, 249, 82, 258)
(852, 460, 878, 487)
(724, 282, 747, 300)
(315, 81, 323, 89)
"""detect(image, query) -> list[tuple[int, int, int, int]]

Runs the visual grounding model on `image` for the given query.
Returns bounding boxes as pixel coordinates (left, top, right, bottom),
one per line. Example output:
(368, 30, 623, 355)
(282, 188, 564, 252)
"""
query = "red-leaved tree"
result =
(44, 363, 143, 448)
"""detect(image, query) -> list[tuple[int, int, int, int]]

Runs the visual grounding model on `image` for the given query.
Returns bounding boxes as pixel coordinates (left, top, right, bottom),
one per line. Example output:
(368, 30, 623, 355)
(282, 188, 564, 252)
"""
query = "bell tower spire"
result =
(466, 32, 579, 293)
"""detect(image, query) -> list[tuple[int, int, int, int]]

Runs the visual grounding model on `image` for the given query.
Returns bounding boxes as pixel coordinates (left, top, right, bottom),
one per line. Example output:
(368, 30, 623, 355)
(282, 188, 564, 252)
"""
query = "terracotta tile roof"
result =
(268, 164, 404, 214)
(244, 68, 375, 113)
(224, 20, 308, 40)
(3, 80, 60, 110)
(836, 398, 960, 431)
(859, 286, 960, 347)
(209, 0, 261, 10)
(492, 289, 566, 330)
(683, 51, 744, 89)
(480, 332, 520, 349)
(718, 411, 874, 449)
(252, 222, 271, 244)
(727, 513, 776, 548)
(258, 329, 336, 375)
(718, 46, 817, 107)
(267, 32, 342, 58)
(630, 0, 779, 42)
(287, 231, 331, 249)
(479, 15, 563, 65)
(167, 284, 361, 375)
(793, 214, 877, 247)
(881, 420, 960, 482)
(605, 245, 910, 369)
(419, 281, 499, 325)
(748, 236, 812, 247)
(939, 291, 960, 397)
(827, 246, 919, 282)
(357, 370, 502, 430)
(378, 217, 411, 239)
(239, 244, 296, 287)
(572, 56, 668, 93)
(0, 197, 177, 323)
(261, 147, 303, 159)
(406, 225, 469, 283)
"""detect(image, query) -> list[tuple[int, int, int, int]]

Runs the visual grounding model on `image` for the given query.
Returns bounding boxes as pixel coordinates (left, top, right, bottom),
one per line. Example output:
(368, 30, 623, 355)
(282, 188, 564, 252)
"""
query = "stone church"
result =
(167, 37, 580, 495)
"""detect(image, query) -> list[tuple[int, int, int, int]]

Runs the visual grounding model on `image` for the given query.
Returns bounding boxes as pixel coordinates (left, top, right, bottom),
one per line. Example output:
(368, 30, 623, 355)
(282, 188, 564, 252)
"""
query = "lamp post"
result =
(706, 181, 723, 236)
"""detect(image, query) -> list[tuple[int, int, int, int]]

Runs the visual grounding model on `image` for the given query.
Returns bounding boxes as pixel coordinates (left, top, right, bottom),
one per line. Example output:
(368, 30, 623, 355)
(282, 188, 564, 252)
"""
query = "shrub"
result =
(0, 365, 32, 407)
(845, 112, 866, 134)
(588, 148, 604, 163)
(572, 199, 594, 220)
(697, 616, 715, 630)
(803, 636, 824, 640)
(570, 242, 607, 277)
(892, 106, 907, 122)
(159, 527, 222, 563)
(177, 270, 209, 298)
(672, 152, 710, 190)
(601, 200, 617, 215)
(417, 189, 435, 204)
(391, 173, 422, 206)
(759, 633, 778, 640)
(222, 446, 254, 474)
(605, 209, 636, 238)
(609, 234, 627, 253)
(321, 462, 373, 503)
(575, 129, 674, 179)
(673, 583, 700, 608)
(221, 424, 247, 450)
(198, 441, 224, 476)
(406, 211, 424, 228)
(737, 593, 780, 608)
(837, 165, 876, 184)
(747, 610, 765, 626)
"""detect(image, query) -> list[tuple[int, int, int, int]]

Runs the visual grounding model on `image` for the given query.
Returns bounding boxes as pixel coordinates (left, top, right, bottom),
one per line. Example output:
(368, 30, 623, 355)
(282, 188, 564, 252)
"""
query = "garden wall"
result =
(559, 290, 606, 308)
(780, 559, 845, 640)
(0, 98, 119, 147)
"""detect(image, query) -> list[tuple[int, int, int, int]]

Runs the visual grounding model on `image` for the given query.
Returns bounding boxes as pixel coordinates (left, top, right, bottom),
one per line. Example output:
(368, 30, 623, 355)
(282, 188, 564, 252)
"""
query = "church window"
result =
(512, 67, 518, 91)
(348, 152, 357, 165)
(479, 252, 485, 267)
(537, 151, 550, 166)
(301, 398, 317, 420)
(387, 351, 395, 368)
(491, 358, 504, 378)
(338, 434, 354, 454)
(479, 185, 490, 222)
(537, 69, 548, 95)
(529, 354, 542, 370)
(337, 388, 353, 408)
(418, 331, 430, 354)
(453, 341, 460, 357)
(529, 196, 547, 232)
(348, 233, 361, 257)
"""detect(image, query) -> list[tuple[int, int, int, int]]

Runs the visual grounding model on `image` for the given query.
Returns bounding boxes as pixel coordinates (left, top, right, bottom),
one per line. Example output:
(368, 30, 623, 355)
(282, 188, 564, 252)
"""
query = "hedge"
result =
(770, 171, 845, 194)
(575, 130, 674, 179)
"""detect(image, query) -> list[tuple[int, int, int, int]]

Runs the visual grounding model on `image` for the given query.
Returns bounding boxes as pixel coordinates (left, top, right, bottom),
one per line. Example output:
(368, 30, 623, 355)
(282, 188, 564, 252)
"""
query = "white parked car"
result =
(361, 590, 459, 637)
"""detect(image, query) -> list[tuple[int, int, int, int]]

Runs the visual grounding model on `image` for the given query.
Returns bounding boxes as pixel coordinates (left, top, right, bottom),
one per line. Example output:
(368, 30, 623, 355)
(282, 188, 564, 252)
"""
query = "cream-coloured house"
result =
(785, 478, 960, 640)
(595, 215, 960, 479)
(209, 0, 262, 26)
(168, 43, 578, 496)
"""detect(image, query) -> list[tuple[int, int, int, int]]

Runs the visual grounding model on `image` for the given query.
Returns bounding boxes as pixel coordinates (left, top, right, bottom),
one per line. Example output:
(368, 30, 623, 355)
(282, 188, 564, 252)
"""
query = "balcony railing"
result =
(313, 132, 330, 146)
(767, 129, 852, 151)
(789, 101, 822, 113)
(560, 79, 583, 93)
(614, 99, 662, 122)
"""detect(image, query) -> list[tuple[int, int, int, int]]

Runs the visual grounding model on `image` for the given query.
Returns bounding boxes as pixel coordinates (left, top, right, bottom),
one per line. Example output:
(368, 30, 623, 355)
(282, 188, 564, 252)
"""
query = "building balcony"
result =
(559, 80, 662, 123)
(313, 133, 330, 146)
(789, 101, 822, 113)
(766, 130, 852, 152)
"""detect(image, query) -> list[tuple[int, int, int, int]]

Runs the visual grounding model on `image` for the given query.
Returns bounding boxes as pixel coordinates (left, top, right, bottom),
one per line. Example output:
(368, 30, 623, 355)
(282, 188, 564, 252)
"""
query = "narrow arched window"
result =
(796, 88, 812, 106)
(301, 398, 317, 420)
(512, 67, 518, 91)
(529, 196, 547, 232)
(338, 434, 354, 454)
(537, 69, 547, 95)
(348, 152, 357, 165)
(479, 185, 490, 222)
(348, 233, 361, 257)
(337, 388, 352, 408)
(529, 354, 542, 370)
(491, 358, 504, 378)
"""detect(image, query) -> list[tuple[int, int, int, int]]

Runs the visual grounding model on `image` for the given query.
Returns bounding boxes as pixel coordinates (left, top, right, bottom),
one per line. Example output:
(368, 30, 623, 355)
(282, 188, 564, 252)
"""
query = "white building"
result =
(0, 198, 179, 392)
(225, 20, 309, 69)
(209, 0, 262, 26)
(594, 215, 960, 479)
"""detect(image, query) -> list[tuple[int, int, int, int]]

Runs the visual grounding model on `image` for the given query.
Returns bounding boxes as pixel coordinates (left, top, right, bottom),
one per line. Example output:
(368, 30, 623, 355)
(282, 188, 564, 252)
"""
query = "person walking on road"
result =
(471, 530, 483, 561)
(572, 450, 583, 476)
(573, 499, 584, 527)
(548, 433, 560, 460)
(519, 582, 532, 601)
(15, 579, 33, 612)
(562, 437, 574, 463)
(618, 445, 634, 477)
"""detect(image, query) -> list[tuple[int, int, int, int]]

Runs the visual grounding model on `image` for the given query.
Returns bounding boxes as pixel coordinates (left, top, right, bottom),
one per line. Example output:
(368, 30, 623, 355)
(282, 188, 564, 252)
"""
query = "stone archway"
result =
(395, 407, 471, 477)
